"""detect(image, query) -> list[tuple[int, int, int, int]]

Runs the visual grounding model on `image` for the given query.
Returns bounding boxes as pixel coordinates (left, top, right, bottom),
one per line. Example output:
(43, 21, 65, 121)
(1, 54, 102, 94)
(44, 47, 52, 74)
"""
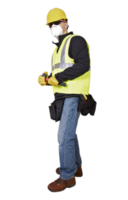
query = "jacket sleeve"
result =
(54, 36, 90, 84)
(48, 72, 52, 78)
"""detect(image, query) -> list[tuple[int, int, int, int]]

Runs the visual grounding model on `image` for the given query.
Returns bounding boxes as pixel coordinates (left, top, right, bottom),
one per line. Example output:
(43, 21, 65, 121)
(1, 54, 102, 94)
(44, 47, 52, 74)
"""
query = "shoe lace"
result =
(55, 178, 62, 184)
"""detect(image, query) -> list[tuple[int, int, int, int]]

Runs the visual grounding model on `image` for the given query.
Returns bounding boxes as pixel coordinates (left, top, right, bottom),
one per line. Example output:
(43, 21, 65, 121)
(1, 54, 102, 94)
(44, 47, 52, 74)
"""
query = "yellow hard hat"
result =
(46, 8, 68, 25)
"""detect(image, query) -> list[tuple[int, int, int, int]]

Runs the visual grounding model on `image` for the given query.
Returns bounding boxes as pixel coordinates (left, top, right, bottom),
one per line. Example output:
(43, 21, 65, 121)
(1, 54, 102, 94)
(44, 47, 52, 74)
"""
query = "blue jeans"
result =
(57, 97, 82, 180)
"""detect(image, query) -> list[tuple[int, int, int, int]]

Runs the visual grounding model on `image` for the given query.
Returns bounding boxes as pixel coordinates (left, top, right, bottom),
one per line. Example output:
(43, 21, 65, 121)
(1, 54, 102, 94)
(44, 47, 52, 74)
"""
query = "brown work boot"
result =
(56, 166, 83, 177)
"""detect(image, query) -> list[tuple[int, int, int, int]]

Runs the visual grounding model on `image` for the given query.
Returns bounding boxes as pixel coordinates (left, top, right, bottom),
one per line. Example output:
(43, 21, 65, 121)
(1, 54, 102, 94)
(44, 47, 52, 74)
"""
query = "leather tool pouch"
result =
(49, 98, 65, 122)
(77, 94, 97, 116)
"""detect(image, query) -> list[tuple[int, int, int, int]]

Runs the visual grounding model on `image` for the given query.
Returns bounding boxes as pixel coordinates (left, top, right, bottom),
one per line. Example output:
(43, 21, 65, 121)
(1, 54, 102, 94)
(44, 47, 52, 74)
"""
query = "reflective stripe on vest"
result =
(51, 35, 74, 72)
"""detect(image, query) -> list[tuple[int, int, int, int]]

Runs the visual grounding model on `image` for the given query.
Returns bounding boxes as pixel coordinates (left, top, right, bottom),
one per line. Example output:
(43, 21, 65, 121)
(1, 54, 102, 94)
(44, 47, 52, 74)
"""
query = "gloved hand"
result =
(36, 74, 47, 87)
(38, 71, 48, 86)
(48, 76, 59, 86)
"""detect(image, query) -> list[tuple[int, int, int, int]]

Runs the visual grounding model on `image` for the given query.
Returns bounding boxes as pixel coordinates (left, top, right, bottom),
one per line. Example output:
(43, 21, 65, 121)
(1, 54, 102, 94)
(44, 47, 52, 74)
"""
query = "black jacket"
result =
(48, 31, 90, 100)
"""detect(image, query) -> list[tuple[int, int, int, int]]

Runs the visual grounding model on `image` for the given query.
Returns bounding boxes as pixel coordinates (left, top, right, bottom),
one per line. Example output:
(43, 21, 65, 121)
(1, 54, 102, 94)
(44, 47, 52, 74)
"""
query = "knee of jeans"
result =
(58, 134, 64, 146)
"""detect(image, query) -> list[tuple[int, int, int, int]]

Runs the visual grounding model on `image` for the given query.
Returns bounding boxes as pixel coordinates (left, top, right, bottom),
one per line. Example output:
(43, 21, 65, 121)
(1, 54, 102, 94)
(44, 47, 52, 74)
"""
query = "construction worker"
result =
(38, 8, 91, 192)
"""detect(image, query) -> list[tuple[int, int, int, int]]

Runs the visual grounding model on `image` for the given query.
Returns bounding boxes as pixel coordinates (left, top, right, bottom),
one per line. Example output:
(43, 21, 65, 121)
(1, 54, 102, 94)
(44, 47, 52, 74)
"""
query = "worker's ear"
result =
(67, 22, 71, 29)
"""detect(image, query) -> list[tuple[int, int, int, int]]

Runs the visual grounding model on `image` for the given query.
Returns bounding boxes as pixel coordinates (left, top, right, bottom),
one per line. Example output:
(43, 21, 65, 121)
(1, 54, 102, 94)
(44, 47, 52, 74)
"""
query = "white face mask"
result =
(50, 24, 63, 38)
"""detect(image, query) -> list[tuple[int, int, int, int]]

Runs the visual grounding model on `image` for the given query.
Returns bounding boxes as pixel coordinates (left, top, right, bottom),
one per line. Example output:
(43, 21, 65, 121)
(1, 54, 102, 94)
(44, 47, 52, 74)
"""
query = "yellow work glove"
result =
(36, 71, 49, 87)
(48, 76, 59, 86)
(36, 74, 47, 87)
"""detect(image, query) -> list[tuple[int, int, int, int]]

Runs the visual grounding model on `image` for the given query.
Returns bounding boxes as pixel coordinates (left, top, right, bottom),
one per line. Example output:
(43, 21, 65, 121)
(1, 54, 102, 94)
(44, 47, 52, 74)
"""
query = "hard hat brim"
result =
(42, 17, 70, 27)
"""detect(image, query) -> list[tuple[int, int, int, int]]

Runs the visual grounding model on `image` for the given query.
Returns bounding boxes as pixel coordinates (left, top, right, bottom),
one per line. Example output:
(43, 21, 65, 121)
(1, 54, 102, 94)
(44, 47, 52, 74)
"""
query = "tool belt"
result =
(49, 94, 97, 122)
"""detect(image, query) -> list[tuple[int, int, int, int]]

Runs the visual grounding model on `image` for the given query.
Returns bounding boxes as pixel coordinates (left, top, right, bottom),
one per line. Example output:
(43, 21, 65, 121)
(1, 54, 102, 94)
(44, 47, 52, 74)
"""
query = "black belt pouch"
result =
(47, 98, 65, 123)
(77, 94, 99, 117)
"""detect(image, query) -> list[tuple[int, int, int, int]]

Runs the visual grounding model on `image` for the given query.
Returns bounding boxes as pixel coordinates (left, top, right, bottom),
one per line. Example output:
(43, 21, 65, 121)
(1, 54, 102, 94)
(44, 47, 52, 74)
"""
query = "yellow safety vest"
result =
(51, 34, 91, 95)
